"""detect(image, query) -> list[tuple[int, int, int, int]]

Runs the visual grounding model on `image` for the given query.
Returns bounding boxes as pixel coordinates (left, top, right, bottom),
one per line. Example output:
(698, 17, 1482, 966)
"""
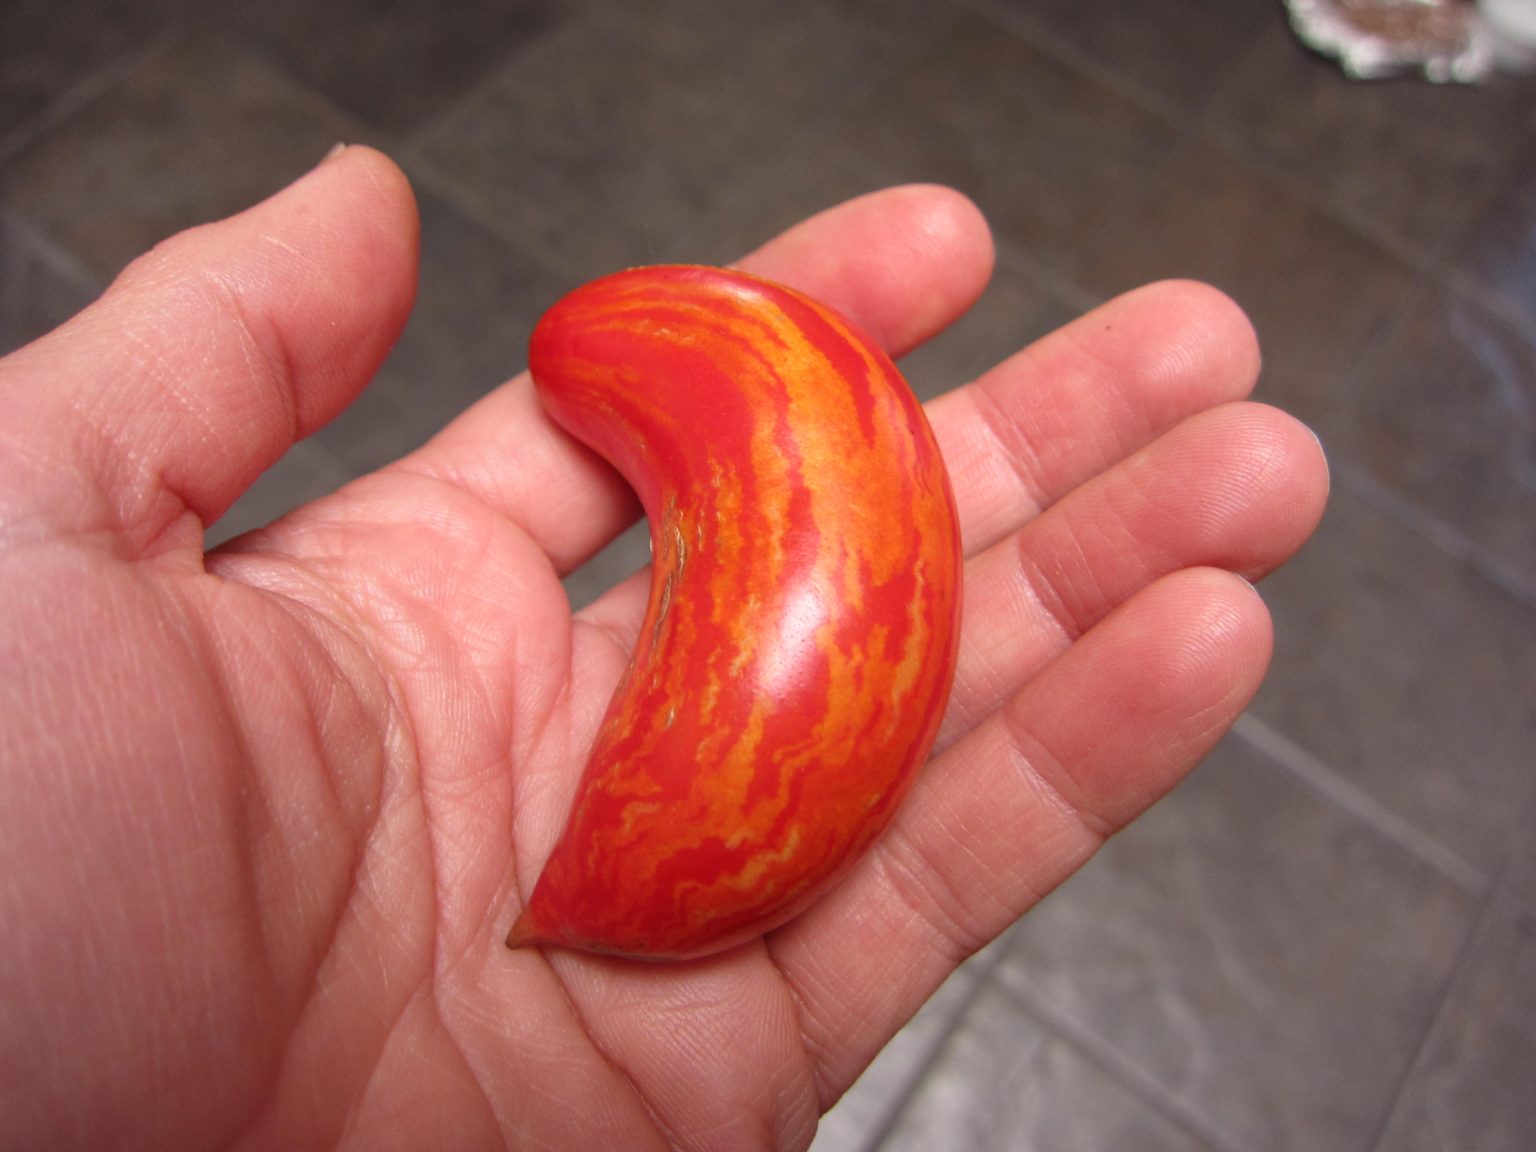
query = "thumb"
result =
(0, 145, 419, 556)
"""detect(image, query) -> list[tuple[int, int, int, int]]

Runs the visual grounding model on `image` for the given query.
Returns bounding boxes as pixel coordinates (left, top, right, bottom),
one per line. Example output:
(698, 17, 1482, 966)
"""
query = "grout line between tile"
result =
(1233, 713, 1489, 894)
(1304, 260, 1536, 617)
(1446, 263, 1536, 347)
(947, 0, 1476, 277)
(649, 1, 1536, 648)
(842, 146, 1107, 322)
(1339, 461, 1536, 613)
(860, 939, 1015, 1152)
(0, 205, 106, 295)
(991, 236, 1106, 317)
(839, 0, 1449, 415)
(0, 30, 184, 171)
(394, 4, 676, 166)
(1316, 255, 1434, 424)
(1195, 137, 1437, 275)
(1208, 61, 1523, 281)
(391, 13, 695, 285)
(1358, 871, 1504, 1152)
(953, 0, 1217, 129)
(214, 37, 383, 156)
(402, 0, 965, 291)
(1501, 879, 1536, 928)
(400, 151, 579, 287)
(992, 971, 1241, 1152)
(662, 21, 967, 265)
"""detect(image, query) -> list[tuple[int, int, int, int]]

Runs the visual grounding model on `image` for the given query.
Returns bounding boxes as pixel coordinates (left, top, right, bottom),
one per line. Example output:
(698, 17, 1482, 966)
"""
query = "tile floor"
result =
(3, 1, 1534, 1149)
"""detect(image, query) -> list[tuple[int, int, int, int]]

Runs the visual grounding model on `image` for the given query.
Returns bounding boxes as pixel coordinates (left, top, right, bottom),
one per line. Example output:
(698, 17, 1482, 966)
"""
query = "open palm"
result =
(0, 149, 1327, 1151)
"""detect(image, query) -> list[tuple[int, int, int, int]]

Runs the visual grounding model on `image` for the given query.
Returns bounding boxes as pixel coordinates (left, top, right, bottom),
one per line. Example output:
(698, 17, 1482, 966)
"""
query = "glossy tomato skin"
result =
(510, 265, 962, 960)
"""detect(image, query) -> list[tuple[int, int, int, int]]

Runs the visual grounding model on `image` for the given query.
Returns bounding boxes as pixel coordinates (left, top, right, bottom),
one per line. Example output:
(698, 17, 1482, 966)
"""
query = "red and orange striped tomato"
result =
(508, 265, 962, 960)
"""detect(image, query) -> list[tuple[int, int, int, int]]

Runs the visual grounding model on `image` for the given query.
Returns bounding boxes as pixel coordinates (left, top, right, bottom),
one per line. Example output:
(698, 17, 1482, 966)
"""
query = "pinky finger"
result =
(767, 567, 1272, 1106)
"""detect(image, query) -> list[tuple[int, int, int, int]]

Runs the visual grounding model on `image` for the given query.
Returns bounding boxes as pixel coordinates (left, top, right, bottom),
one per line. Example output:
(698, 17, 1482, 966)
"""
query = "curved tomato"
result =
(508, 265, 962, 960)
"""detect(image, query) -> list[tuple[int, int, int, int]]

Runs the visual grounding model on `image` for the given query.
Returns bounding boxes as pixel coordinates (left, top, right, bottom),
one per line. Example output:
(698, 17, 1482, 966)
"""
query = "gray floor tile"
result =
(0, 214, 97, 356)
(1204, 23, 1536, 258)
(810, 949, 991, 1152)
(411, 4, 942, 283)
(207, 439, 352, 547)
(0, 35, 366, 281)
(1502, 802, 1536, 912)
(833, 14, 1416, 428)
(312, 182, 568, 477)
(590, 0, 948, 105)
(879, 982, 1215, 1152)
(675, 137, 920, 270)
(308, 385, 436, 488)
(195, 0, 569, 136)
(896, 258, 1081, 404)
(982, 0, 1276, 115)
(833, 15, 1173, 299)
(1064, 134, 1415, 427)
(563, 518, 649, 612)
(1253, 484, 1536, 881)
(996, 733, 1478, 1152)
(0, 0, 174, 143)
(1375, 895, 1536, 1152)
(407, 20, 753, 282)
(1453, 138, 1536, 331)
(1328, 281, 1536, 599)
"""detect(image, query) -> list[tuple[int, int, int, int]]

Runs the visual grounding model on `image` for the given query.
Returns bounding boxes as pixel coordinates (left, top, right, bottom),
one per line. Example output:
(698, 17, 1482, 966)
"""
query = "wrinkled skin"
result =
(0, 148, 1328, 1152)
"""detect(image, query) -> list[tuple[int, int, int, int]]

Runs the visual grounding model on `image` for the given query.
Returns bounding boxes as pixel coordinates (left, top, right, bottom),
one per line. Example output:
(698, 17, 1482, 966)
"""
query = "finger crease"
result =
(998, 705, 1118, 842)
(966, 377, 1053, 518)
(198, 267, 301, 441)
(1011, 530, 1089, 647)
(868, 829, 989, 964)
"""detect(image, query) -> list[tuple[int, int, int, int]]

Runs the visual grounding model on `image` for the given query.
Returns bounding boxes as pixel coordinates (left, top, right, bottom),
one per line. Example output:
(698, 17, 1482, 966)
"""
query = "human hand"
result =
(0, 147, 1327, 1151)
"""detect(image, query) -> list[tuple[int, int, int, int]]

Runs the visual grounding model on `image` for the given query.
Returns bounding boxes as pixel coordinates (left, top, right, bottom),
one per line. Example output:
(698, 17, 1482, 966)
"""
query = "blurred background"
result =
(3, 1, 1534, 1149)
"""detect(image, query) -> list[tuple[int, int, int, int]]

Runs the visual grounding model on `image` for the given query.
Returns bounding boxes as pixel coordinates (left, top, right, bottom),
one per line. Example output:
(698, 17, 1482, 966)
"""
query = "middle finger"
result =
(927, 278, 1263, 558)
(938, 398, 1327, 750)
